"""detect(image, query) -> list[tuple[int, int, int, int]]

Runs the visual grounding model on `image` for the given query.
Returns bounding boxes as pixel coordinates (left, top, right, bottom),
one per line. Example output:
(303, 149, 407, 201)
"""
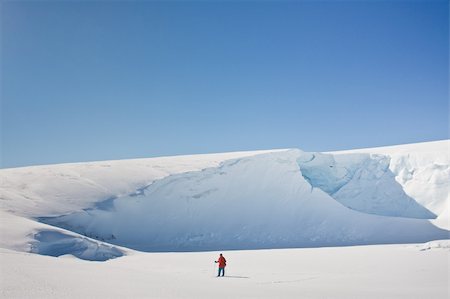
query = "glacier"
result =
(0, 141, 449, 259)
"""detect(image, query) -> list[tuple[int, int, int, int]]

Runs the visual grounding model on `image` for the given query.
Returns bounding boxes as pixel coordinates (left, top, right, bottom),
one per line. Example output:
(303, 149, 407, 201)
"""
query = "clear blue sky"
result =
(1, 0, 448, 168)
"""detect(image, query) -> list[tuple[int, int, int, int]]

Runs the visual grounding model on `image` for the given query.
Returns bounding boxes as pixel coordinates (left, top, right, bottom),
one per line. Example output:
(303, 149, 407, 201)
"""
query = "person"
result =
(215, 253, 226, 277)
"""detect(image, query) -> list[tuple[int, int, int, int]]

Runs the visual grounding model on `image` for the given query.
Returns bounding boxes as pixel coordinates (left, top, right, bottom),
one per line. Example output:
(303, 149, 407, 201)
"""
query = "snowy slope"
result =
(0, 150, 284, 259)
(38, 149, 447, 252)
(0, 149, 282, 217)
(0, 141, 449, 259)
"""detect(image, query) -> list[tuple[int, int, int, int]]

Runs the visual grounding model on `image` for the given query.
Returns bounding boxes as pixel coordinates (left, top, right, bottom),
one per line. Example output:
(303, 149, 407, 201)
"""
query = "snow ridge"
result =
(0, 141, 449, 259)
(31, 230, 124, 261)
(37, 149, 448, 252)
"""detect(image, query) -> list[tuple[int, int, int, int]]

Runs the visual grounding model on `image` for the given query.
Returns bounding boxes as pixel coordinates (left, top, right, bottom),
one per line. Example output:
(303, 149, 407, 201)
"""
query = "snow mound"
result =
(417, 240, 450, 251)
(31, 230, 124, 261)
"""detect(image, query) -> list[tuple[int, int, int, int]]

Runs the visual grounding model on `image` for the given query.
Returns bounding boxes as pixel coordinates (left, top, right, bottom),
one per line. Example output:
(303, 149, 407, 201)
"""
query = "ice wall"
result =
(40, 150, 448, 252)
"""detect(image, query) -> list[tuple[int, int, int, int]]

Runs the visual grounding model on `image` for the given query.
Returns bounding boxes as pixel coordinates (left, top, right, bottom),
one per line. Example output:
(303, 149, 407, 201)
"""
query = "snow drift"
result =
(0, 141, 448, 259)
(31, 230, 123, 261)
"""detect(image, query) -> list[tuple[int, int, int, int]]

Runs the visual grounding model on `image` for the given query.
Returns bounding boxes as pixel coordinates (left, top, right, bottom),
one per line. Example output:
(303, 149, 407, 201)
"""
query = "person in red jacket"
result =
(215, 253, 226, 277)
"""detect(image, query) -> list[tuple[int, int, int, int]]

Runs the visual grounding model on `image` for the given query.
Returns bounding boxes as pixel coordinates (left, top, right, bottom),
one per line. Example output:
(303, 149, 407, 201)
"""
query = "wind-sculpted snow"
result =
(0, 141, 449, 259)
(0, 150, 280, 218)
(297, 152, 436, 218)
(39, 149, 448, 252)
(31, 230, 124, 261)
(416, 239, 450, 251)
(328, 140, 450, 219)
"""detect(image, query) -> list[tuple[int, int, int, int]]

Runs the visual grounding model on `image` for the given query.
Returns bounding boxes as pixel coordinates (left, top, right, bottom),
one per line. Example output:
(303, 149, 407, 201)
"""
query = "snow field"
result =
(0, 140, 449, 298)
(1, 243, 448, 299)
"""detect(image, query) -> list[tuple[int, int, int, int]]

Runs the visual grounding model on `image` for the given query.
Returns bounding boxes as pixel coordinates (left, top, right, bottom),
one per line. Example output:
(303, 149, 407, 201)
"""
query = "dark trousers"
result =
(218, 267, 225, 276)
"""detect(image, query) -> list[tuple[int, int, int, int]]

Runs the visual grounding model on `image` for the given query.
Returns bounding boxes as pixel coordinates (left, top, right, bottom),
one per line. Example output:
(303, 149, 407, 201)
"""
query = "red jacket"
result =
(217, 256, 226, 268)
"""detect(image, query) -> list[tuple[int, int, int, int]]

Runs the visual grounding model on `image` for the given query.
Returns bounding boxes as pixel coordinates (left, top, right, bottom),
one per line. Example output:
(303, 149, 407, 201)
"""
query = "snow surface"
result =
(297, 152, 436, 218)
(1, 244, 448, 299)
(0, 141, 449, 298)
(328, 140, 450, 219)
(34, 148, 448, 252)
